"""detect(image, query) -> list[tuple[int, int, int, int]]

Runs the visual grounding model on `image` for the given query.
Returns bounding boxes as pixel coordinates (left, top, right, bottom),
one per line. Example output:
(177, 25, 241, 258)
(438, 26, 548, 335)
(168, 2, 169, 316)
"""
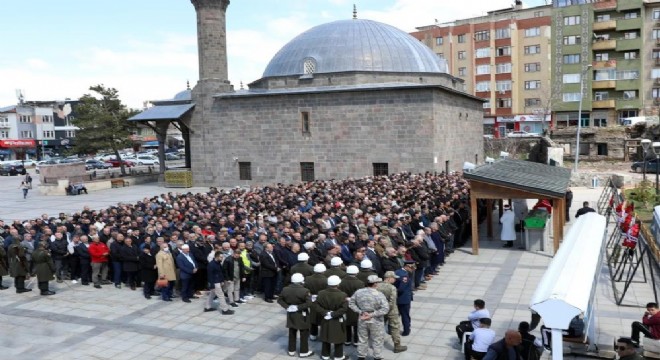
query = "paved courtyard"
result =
(0, 176, 651, 359)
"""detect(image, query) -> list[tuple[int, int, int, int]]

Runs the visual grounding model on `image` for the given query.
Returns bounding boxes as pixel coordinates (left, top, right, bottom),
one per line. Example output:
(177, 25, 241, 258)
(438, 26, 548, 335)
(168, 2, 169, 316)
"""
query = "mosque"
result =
(134, 0, 485, 187)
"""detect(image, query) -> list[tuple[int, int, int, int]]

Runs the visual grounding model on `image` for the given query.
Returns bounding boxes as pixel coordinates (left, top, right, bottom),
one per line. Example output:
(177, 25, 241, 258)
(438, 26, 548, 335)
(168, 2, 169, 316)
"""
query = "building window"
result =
(555, 112, 589, 128)
(564, 15, 580, 25)
(475, 48, 490, 58)
(654, 29, 660, 39)
(496, 46, 511, 56)
(534, 11, 544, 17)
(483, 101, 491, 109)
(524, 80, 541, 90)
(66, 130, 76, 138)
(476, 81, 490, 92)
(65, 116, 75, 127)
(653, 88, 660, 99)
(563, 54, 580, 64)
(436, 53, 444, 59)
(495, 63, 511, 74)
(618, 70, 639, 80)
(524, 45, 541, 55)
(562, 93, 581, 102)
(301, 111, 310, 134)
(563, 36, 581, 45)
(42, 115, 53, 123)
(596, 14, 611, 22)
(495, 28, 510, 39)
(0, 116, 8, 126)
(594, 118, 607, 127)
(524, 27, 540, 37)
(20, 130, 33, 138)
(595, 53, 609, 61)
(496, 80, 512, 92)
(458, 67, 466, 77)
(42, 130, 54, 138)
(623, 91, 637, 100)
(496, 98, 512, 108)
(524, 98, 541, 107)
(623, 51, 638, 60)
(654, 10, 660, 20)
(654, 50, 660, 60)
(435, 37, 443, 45)
(594, 69, 616, 80)
(0, 130, 7, 139)
(239, 162, 252, 180)
(563, 74, 580, 84)
(457, 34, 466, 43)
(597, 143, 608, 156)
(624, 31, 638, 40)
(524, 63, 541, 72)
(619, 110, 638, 122)
(458, 51, 466, 60)
(373, 163, 389, 176)
(594, 91, 609, 101)
(475, 30, 490, 42)
(19, 115, 31, 123)
(303, 58, 316, 75)
(476, 65, 490, 75)
(623, 11, 639, 19)
(300, 162, 315, 182)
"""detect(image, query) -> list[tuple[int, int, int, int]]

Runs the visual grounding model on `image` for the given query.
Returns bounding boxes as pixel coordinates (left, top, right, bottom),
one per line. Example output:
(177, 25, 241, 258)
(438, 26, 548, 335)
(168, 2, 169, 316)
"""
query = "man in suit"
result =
(365, 239, 383, 277)
(175, 244, 197, 303)
(259, 243, 279, 303)
(395, 261, 415, 337)
(75, 235, 92, 285)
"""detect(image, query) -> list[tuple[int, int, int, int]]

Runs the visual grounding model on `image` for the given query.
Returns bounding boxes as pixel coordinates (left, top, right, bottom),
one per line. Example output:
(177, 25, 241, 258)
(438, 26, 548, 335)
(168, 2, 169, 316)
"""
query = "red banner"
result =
(0, 139, 36, 148)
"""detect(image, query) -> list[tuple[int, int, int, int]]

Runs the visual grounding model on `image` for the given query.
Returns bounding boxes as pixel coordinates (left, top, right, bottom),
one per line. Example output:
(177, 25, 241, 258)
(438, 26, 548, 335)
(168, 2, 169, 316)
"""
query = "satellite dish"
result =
(500, 151, 510, 159)
(486, 157, 495, 164)
(463, 162, 476, 172)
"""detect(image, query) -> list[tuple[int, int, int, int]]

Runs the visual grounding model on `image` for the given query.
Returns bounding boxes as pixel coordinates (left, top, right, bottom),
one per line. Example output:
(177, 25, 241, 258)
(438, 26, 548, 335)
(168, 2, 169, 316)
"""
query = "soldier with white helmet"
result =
(285, 252, 314, 286)
(357, 259, 377, 286)
(326, 256, 347, 279)
(278, 273, 315, 358)
(305, 263, 328, 341)
(315, 275, 349, 360)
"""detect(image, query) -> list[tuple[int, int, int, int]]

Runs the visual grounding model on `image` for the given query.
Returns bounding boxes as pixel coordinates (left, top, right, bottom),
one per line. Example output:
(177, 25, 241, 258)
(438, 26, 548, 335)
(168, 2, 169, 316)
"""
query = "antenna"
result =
(15, 89, 25, 104)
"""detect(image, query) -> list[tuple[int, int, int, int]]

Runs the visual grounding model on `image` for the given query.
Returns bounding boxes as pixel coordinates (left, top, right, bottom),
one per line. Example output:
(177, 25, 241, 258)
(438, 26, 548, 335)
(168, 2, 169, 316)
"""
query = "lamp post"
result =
(574, 64, 592, 173)
(653, 142, 660, 195)
(642, 139, 651, 182)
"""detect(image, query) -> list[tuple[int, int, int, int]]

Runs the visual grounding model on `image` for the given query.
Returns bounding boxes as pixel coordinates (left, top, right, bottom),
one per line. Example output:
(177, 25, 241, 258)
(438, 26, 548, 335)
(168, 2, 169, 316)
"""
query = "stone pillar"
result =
(190, 0, 230, 83)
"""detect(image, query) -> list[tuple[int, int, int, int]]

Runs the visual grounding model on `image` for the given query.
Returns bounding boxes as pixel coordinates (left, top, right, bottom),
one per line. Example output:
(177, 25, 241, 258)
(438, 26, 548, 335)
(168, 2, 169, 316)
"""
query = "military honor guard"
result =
(278, 273, 315, 358)
(315, 275, 348, 360)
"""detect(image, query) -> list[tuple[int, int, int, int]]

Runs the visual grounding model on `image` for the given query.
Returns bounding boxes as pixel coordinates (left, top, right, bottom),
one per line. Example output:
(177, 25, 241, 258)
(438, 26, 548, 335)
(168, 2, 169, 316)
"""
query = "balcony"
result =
(616, 98, 642, 110)
(616, 38, 642, 52)
(592, 99, 616, 108)
(0, 122, 9, 128)
(655, 78, 660, 85)
(592, 80, 616, 89)
(615, 79, 640, 91)
(617, 58, 640, 71)
(616, 18, 642, 32)
(593, 39, 616, 50)
(617, 0, 642, 12)
(593, 20, 616, 31)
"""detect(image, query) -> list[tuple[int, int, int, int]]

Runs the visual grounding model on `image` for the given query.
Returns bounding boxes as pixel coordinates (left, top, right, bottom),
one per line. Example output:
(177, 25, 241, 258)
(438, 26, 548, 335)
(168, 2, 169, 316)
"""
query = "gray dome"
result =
(173, 89, 191, 101)
(262, 19, 447, 78)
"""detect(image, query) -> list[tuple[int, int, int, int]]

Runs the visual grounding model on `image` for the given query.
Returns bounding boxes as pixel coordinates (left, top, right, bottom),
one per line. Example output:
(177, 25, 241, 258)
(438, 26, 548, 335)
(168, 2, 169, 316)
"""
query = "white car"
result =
(506, 130, 541, 138)
(135, 155, 159, 166)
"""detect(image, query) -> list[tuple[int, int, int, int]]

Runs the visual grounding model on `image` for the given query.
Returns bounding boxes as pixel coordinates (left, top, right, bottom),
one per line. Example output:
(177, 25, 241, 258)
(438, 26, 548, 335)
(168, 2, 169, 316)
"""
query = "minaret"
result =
(190, 0, 230, 85)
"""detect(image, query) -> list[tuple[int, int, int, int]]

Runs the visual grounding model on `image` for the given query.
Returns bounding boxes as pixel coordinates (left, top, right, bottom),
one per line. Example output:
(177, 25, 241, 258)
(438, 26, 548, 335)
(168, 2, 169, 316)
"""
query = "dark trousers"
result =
(631, 321, 655, 342)
(321, 342, 343, 358)
(310, 324, 319, 337)
(398, 303, 411, 334)
(38, 281, 49, 293)
(14, 276, 26, 290)
(181, 277, 194, 300)
(437, 242, 445, 265)
(456, 321, 474, 343)
(54, 259, 64, 280)
(125, 271, 137, 288)
(346, 324, 358, 344)
(70, 255, 81, 280)
(414, 267, 424, 288)
(240, 273, 252, 297)
(143, 280, 155, 297)
(161, 281, 174, 301)
(289, 328, 310, 353)
(80, 261, 91, 284)
(112, 261, 122, 285)
(193, 267, 207, 291)
(262, 275, 276, 300)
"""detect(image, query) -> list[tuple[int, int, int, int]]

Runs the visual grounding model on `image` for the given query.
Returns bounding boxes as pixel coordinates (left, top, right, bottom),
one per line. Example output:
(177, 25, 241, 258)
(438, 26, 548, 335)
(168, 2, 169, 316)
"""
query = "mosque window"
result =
(239, 162, 252, 180)
(303, 58, 317, 75)
(301, 112, 310, 134)
(301, 162, 315, 182)
(373, 163, 389, 176)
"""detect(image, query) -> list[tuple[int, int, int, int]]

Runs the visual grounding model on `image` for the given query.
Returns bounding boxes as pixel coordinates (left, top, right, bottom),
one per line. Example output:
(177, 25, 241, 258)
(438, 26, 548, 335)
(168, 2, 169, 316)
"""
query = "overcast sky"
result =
(0, 0, 548, 109)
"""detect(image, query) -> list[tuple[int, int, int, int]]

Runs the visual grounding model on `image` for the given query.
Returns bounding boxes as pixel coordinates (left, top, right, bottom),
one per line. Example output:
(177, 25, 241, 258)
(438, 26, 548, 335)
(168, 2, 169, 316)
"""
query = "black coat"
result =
(259, 251, 279, 278)
(75, 243, 91, 263)
(222, 256, 245, 281)
(139, 252, 158, 283)
(119, 244, 140, 272)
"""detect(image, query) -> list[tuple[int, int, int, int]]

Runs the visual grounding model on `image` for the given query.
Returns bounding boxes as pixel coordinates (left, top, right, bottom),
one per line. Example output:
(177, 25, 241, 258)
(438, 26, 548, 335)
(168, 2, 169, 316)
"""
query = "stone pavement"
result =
(0, 182, 649, 359)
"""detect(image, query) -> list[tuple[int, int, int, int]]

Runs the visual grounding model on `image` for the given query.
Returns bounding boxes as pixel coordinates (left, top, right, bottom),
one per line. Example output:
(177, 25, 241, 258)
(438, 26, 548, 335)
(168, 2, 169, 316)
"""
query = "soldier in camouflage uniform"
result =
(378, 271, 408, 353)
(277, 273, 315, 358)
(8, 237, 32, 293)
(339, 265, 365, 346)
(349, 274, 390, 360)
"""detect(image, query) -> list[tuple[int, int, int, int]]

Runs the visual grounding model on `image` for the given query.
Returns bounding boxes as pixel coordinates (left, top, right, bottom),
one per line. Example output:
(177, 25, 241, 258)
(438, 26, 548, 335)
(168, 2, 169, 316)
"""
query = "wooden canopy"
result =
(462, 159, 572, 255)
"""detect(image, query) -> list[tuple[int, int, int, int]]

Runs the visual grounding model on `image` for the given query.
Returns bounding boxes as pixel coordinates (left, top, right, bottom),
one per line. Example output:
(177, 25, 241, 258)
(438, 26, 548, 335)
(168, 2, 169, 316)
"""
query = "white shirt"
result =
(470, 328, 496, 352)
(468, 308, 491, 329)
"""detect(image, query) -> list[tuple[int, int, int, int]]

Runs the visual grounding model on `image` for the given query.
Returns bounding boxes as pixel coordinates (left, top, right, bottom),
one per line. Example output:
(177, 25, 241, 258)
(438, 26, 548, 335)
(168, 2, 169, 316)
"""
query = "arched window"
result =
(303, 58, 316, 75)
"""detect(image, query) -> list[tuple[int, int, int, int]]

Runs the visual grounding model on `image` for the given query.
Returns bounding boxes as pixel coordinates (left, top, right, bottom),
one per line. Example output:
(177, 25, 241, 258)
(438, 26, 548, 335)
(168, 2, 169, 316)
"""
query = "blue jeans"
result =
(112, 261, 122, 285)
(161, 281, 174, 300)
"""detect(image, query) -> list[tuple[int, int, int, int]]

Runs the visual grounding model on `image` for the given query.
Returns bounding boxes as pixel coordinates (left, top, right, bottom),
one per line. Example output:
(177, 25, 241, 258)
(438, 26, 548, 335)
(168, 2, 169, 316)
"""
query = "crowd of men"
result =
(0, 171, 474, 358)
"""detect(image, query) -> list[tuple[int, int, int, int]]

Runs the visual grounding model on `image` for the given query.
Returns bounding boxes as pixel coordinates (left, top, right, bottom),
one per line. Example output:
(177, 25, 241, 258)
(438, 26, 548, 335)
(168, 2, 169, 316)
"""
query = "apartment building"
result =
(411, 1, 552, 138)
(645, 0, 660, 113)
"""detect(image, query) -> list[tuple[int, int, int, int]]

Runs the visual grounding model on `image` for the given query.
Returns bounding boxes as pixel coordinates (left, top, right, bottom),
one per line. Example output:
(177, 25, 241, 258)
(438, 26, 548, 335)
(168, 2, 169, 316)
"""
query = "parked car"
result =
(631, 159, 660, 174)
(105, 158, 134, 168)
(135, 155, 159, 166)
(506, 130, 541, 138)
(165, 153, 180, 161)
(165, 148, 179, 154)
(85, 159, 113, 170)
(0, 163, 27, 176)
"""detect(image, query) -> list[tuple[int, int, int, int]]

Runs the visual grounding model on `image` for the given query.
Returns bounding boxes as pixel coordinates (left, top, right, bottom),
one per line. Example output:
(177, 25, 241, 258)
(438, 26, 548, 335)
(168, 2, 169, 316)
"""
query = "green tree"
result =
(72, 85, 138, 175)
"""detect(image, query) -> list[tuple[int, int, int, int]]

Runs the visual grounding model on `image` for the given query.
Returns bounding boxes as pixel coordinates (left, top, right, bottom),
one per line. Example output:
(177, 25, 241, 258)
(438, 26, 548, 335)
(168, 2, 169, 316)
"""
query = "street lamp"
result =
(642, 139, 651, 182)
(574, 64, 592, 173)
(653, 142, 660, 195)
